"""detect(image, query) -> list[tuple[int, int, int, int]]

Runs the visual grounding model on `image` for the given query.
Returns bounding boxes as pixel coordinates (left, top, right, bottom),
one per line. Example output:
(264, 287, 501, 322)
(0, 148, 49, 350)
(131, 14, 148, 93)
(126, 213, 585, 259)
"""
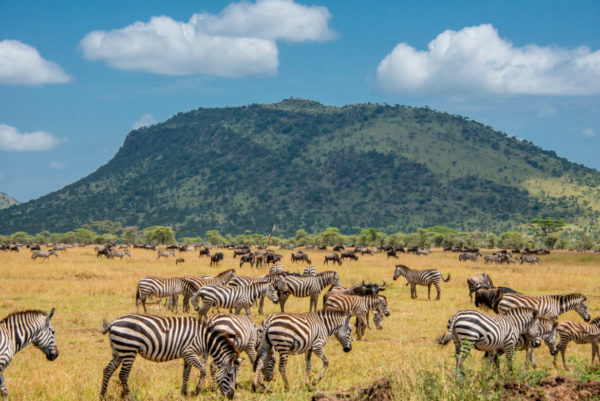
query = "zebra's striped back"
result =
(498, 293, 590, 321)
(193, 282, 278, 320)
(303, 266, 317, 277)
(282, 271, 341, 298)
(136, 276, 183, 312)
(324, 294, 390, 318)
(393, 265, 447, 285)
(101, 314, 241, 399)
(207, 314, 261, 355)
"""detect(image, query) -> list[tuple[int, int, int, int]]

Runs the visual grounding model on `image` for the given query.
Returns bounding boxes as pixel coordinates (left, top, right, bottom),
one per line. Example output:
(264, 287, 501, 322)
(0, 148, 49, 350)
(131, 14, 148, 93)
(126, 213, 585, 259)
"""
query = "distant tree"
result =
(358, 228, 386, 246)
(318, 227, 344, 246)
(0, 235, 8, 244)
(416, 229, 431, 248)
(295, 229, 308, 244)
(206, 230, 228, 245)
(62, 231, 77, 244)
(121, 226, 139, 245)
(149, 226, 175, 245)
(84, 220, 123, 235)
(10, 231, 32, 244)
(500, 232, 526, 249)
(35, 230, 51, 244)
(387, 232, 404, 246)
(578, 234, 595, 250)
(529, 218, 565, 249)
(487, 233, 499, 249)
(75, 228, 95, 244)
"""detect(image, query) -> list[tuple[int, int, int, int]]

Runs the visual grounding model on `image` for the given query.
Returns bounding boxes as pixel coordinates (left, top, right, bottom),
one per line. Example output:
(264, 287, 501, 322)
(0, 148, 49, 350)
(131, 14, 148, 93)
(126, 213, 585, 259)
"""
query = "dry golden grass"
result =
(1, 247, 600, 400)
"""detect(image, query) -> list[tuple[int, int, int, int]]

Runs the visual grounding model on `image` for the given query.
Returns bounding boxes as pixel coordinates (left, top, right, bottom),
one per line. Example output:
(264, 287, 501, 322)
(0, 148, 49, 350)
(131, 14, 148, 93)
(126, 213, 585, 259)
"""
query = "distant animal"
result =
(277, 271, 342, 313)
(467, 273, 494, 301)
(176, 258, 185, 265)
(393, 264, 450, 300)
(100, 314, 241, 399)
(324, 294, 390, 339)
(109, 249, 131, 259)
(323, 253, 342, 265)
(52, 244, 67, 252)
(474, 287, 517, 313)
(291, 251, 311, 264)
(233, 248, 251, 258)
(180, 269, 237, 312)
(332, 245, 345, 252)
(31, 250, 58, 261)
(340, 250, 358, 262)
(520, 255, 542, 265)
(415, 248, 430, 256)
(302, 266, 317, 277)
(498, 293, 590, 321)
(0, 308, 59, 400)
(265, 253, 282, 264)
(210, 252, 225, 267)
(239, 253, 256, 268)
(157, 250, 175, 259)
(198, 247, 211, 258)
(458, 251, 482, 262)
(386, 249, 398, 259)
(252, 311, 352, 391)
(135, 277, 184, 313)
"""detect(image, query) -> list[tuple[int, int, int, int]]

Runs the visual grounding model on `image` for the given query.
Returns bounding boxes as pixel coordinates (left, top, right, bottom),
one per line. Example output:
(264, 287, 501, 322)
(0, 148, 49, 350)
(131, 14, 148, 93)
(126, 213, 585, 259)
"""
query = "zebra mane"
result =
(590, 317, 600, 326)
(216, 268, 235, 277)
(0, 309, 48, 324)
(206, 326, 241, 355)
(395, 264, 410, 271)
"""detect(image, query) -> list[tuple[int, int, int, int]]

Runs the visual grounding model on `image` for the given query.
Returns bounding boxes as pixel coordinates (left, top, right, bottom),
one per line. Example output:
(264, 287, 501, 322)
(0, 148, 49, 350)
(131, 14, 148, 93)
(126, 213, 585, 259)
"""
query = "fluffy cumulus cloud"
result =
(133, 113, 156, 129)
(582, 128, 596, 138)
(0, 40, 71, 85)
(79, 0, 334, 77)
(0, 124, 60, 151)
(376, 24, 600, 96)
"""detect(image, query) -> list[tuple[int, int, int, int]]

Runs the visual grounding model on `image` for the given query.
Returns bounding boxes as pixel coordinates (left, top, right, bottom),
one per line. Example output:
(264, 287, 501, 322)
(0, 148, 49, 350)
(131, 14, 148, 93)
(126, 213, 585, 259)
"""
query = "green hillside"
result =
(1, 99, 599, 236)
(0, 192, 19, 210)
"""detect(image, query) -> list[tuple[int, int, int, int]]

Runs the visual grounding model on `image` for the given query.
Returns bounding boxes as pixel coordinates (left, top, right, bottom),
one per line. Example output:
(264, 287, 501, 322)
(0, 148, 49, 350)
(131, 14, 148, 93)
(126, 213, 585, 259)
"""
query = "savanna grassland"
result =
(1, 247, 600, 400)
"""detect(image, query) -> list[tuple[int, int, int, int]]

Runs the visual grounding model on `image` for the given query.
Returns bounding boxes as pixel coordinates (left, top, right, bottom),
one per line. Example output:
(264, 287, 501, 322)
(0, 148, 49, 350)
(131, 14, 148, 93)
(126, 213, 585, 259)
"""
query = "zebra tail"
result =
(435, 332, 453, 346)
(135, 284, 140, 307)
(442, 274, 451, 282)
(253, 322, 273, 372)
(101, 319, 112, 335)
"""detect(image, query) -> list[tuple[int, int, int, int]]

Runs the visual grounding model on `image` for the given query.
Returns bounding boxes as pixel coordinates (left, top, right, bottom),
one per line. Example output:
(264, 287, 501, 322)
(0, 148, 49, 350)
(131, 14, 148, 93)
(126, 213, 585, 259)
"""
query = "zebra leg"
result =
(525, 345, 536, 369)
(411, 284, 417, 299)
(183, 294, 190, 313)
(312, 346, 329, 387)
(434, 282, 441, 300)
(0, 371, 8, 401)
(258, 295, 265, 315)
(310, 295, 318, 313)
(252, 355, 266, 392)
(561, 344, 570, 371)
(182, 351, 208, 395)
(198, 302, 212, 323)
(278, 293, 289, 313)
(592, 343, 598, 365)
(455, 341, 471, 374)
(117, 355, 136, 399)
(505, 348, 515, 373)
(427, 284, 431, 300)
(279, 352, 291, 391)
(181, 362, 192, 395)
(100, 354, 121, 399)
(305, 350, 313, 388)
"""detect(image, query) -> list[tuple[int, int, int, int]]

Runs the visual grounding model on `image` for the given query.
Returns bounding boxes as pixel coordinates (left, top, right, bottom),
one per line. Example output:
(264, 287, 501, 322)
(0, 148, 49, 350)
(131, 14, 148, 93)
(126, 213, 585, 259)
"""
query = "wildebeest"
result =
(265, 253, 282, 264)
(340, 250, 358, 262)
(386, 249, 398, 259)
(291, 251, 311, 264)
(458, 251, 482, 262)
(323, 253, 342, 265)
(233, 247, 251, 258)
(210, 252, 225, 267)
(332, 245, 345, 252)
(239, 253, 256, 268)
(467, 273, 494, 301)
(198, 246, 211, 258)
(176, 258, 185, 265)
(474, 287, 519, 313)
(520, 255, 542, 265)
(31, 250, 58, 261)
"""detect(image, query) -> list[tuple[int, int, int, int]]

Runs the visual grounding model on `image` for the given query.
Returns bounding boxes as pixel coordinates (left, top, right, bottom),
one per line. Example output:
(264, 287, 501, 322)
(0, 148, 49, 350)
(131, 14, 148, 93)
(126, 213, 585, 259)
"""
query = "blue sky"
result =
(1, 0, 599, 202)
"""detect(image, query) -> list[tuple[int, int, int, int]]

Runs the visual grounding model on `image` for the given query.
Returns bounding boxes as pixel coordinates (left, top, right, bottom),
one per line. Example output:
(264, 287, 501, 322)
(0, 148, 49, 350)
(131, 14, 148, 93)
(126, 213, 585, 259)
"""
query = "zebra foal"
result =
(436, 308, 542, 374)
(393, 264, 450, 300)
(553, 317, 600, 370)
(324, 294, 390, 339)
(0, 309, 59, 401)
(252, 311, 352, 391)
(100, 314, 242, 399)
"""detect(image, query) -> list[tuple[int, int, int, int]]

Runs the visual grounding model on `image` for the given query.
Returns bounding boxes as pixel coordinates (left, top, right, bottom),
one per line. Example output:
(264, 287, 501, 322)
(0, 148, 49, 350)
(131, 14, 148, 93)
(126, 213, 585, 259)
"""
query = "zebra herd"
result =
(2, 246, 599, 400)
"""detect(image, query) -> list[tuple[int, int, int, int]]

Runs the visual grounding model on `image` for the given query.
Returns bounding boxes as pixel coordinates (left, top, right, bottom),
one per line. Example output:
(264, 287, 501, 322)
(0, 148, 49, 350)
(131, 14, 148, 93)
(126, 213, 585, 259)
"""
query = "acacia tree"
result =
(529, 218, 565, 249)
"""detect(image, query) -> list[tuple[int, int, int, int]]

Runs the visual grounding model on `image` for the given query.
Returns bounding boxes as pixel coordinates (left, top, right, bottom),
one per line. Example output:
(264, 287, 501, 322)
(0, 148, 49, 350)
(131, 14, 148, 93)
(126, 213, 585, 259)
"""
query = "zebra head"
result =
(377, 295, 390, 317)
(393, 265, 408, 280)
(333, 314, 353, 353)
(575, 295, 591, 322)
(32, 308, 59, 361)
(263, 283, 279, 304)
(373, 310, 384, 330)
(524, 310, 542, 348)
(214, 356, 243, 399)
(191, 293, 201, 312)
(541, 319, 559, 356)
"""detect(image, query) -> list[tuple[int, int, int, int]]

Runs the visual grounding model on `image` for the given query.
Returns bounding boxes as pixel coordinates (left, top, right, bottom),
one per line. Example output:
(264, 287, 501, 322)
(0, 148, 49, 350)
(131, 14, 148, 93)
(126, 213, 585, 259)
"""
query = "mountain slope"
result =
(0, 192, 19, 210)
(1, 99, 599, 236)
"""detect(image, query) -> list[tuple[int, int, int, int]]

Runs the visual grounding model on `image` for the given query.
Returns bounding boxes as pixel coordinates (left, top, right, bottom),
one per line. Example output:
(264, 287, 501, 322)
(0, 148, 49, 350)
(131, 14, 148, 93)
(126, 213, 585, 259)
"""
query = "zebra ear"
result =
(553, 321, 559, 329)
(46, 307, 55, 322)
(531, 309, 538, 319)
(235, 357, 244, 365)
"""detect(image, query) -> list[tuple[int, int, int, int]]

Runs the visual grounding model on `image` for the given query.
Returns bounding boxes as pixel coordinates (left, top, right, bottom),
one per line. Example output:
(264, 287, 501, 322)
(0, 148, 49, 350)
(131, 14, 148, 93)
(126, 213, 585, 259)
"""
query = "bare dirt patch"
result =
(312, 378, 393, 401)
(502, 375, 600, 401)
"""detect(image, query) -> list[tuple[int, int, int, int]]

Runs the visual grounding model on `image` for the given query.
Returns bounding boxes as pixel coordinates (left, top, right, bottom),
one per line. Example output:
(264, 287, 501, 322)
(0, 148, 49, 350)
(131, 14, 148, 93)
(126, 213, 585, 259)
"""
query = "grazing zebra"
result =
(252, 311, 352, 391)
(303, 266, 317, 277)
(136, 276, 184, 313)
(277, 271, 342, 313)
(180, 269, 236, 313)
(109, 249, 130, 259)
(206, 313, 274, 388)
(458, 251, 482, 262)
(324, 294, 390, 339)
(553, 317, 600, 370)
(436, 308, 542, 374)
(497, 293, 590, 321)
(157, 250, 175, 259)
(0, 309, 59, 400)
(99, 314, 242, 399)
(192, 281, 281, 321)
(393, 264, 450, 300)
(520, 255, 542, 265)
(31, 250, 58, 261)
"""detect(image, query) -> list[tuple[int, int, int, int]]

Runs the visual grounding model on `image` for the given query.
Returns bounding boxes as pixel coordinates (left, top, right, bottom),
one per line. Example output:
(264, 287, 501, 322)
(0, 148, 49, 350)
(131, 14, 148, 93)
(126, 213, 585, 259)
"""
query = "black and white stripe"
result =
(553, 317, 600, 370)
(0, 309, 59, 400)
(436, 308, 542, 373)
(393, 264, 450, 300)
(497, 293, 590, 321)
(192, 281, 280, 321)
(303, 266, 317, 277)
(99, 314, 242, 399)
(180, 269, 236, 313)
(323, 294, 390, 339)
(252, 311, 352, 391)
(135, 276, 184, 313)
(277, 271, 341, 313)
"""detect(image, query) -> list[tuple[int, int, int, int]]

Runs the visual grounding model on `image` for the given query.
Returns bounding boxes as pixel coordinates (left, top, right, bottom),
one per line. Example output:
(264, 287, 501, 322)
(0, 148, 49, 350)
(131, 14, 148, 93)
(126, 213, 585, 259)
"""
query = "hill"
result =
(0, 192, 19, 209)
(1, 98, 599, 237)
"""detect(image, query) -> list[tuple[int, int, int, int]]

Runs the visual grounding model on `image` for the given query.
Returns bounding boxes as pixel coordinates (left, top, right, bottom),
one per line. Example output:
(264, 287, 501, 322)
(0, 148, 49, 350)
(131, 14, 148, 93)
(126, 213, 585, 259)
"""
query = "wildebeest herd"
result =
(0, 243, 598, 400)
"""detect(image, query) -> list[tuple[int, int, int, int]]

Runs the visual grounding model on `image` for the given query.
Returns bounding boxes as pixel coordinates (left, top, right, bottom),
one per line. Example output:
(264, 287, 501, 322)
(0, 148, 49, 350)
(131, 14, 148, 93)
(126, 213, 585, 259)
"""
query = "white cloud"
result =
(582, 127, 596, 138)
(537, 106, 557, 119)
(0, 40, 71, 85)
(49, 161, 66, 170)
(133, 113, 156, 129)
(376, 24, 600, 96)
(79, 0, 334, 77)
(0, 173, 5, 181)
(0, 124, 60, 151)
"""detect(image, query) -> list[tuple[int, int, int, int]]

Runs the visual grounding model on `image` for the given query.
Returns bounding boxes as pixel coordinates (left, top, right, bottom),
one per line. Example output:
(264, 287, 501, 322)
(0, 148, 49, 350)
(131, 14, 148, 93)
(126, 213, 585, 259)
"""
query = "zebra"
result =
(227, 274, 274, 315)
(180, 269, 236, 313)
(99, 314, 242, 399)
(552, 317, 600, 370)
(497, 293, 590, 321)
(135, 276, 184, 313)
(252, 311, 352, 391)
(157, 250, 175, 259)
(436, 308, 542, 374)
(191, 281, 281, 321)
(520, 255, 542, 265)
(31, 250, 58, 261)
(0, 309, 59, 401)
(324, 294, 390, 339)
(393, 264, 450, 300)
(205, 313, 275, 388)
(303, 266, 317, 277)
(277, 271, 342, 313)
(109, 249, 131, 259)
(459, 251, 482, 262)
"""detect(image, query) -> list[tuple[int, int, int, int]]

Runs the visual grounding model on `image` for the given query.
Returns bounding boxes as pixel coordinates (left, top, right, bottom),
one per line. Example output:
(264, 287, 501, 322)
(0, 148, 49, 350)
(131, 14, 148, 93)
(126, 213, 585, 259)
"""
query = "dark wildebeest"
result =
(176, 258, 185, 265)
(333, 245, 345, 252)
(210, 252, 225, 267)
(467, 273, 494, 301)
(323, 253, 342, 266)
(474, 287, 518, 313)
(386, 249, 398, 259)
(240, 253, 256, 268)
(458, 251, 482, 262)
(291, 251, 311, 264)
(265, 253, 282, 264)
(198, 246, 211, 258)
(233, 247, 251, 258)
(322, 280, 387, 330)
(30, 244, 41, 251)
(340, 250, 358, 262)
